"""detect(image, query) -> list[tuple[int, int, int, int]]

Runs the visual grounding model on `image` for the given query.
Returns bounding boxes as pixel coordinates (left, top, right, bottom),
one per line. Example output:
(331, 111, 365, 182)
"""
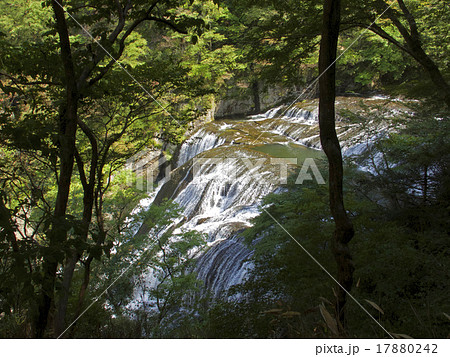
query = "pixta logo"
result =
(125, 152, 325, 192)
(125, 151, 172, 192)
(192, 157, 325, 185)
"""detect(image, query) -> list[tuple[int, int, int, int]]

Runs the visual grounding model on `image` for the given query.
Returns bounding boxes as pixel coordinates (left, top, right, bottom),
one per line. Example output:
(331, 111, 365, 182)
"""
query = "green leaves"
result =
(0, 0, 223, 336)
(228, 107, 450, 337)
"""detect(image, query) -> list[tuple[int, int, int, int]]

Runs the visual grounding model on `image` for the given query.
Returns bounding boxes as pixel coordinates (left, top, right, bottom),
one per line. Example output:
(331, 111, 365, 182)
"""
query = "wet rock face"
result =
(215, 85, 292, 118)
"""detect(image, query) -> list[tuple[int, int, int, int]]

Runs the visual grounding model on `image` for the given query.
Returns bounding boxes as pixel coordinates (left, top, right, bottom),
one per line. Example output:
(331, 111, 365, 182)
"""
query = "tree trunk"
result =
(67, 255, 93, 338)
(53, 254, 78, 337)
(35, 0, 79, 338)
(68, 181, 107, 337)
(318, 0, 355, 330)
(54, 123, 99, 336)
(53, 186, 95, 336)
(251, 80, 261, 114)
(373, 0, 450, 108)
(405, 39, 450, 108)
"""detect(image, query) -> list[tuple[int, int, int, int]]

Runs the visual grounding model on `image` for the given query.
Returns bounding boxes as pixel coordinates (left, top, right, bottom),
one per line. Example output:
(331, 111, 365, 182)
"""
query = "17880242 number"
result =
(376, 344, 438, 354)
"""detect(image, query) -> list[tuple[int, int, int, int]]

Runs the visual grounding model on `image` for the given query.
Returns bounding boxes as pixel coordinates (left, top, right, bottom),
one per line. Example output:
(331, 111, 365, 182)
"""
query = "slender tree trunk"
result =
(67, 255, 93, 338)
(68, 183, 107, 337)
(53, 186, 95, 336)
(405, 40, 450, 108)
(0, 194, 21, 259)
(394, 0, 450, 107)
(54, 123, 99, 336)
(0, 193, 27, 315)
(34, 0, 185, 338)
(35, 0, 79, 338)
(53, 253, 78, 336)
(251, 80, 261, 114)
(318, 0, 354, 329)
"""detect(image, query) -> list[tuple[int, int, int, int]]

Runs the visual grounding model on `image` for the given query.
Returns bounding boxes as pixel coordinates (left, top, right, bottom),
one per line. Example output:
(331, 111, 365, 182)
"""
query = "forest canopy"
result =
(0, 0, 448, 339)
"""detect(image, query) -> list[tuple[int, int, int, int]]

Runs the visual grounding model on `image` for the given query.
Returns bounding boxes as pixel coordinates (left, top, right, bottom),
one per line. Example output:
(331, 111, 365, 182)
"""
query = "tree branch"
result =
(368, 23, 414, 57)
(397, 0, 420, 41)
(74, 148, 88, 190)
(77, 118, 98, 187)
(147, 16, 188, 34)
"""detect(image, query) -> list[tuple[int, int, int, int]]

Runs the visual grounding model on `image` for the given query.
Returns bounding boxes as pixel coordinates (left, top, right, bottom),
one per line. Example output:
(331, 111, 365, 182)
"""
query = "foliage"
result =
(68, 199, 206, 338)
(337, 31, 416, 90)
(0, 0, 233, 337)
(0, 0, 449, 339)
(203, 105, 450, 338)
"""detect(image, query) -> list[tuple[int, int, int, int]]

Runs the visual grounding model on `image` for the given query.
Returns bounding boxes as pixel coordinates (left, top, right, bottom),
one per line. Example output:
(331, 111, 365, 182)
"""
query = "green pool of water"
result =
(251, 142, 324, 166)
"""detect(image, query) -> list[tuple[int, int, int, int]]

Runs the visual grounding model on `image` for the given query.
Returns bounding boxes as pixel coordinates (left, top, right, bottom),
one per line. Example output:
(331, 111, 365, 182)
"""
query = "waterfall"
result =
(131, 105, 322, 303)
(130, 142, 281, 303)
(283, 106, 317, 124)
(254, 104, 318, 123)
(195, 234, 254, 297)
(174, 150, 275, 223)
(247, 105, 282, 121)
(130, 96, 401, 306)
(264, 106, 282, 119)
(170, 147, 278, 296)
(177, 129, 226, 167)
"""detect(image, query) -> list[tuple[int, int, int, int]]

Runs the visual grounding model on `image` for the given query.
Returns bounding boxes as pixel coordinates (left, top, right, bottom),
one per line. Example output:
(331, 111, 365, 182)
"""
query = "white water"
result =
(130, 96, 402, 305)
(177, 128, 226, 167)
(131, 103, 322, 304)
(170, 147, 278, 296)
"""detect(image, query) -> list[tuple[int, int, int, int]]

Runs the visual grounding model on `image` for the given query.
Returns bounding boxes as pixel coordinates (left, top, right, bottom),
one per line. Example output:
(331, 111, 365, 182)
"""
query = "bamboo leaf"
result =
(319, 303, 339, 336)
(390, 332, 414, 339)
(365, 299, 384, 315)
(319, 296, 333, 306)
(262, 309, 283, 315)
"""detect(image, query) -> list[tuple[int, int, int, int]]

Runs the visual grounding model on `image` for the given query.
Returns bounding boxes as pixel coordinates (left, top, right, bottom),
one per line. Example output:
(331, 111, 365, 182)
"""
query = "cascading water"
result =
(158, 145, 280, 297)
(132, 96, 407, 305)
(133, 104, 330, 300)
(177, 128, 226, 167)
